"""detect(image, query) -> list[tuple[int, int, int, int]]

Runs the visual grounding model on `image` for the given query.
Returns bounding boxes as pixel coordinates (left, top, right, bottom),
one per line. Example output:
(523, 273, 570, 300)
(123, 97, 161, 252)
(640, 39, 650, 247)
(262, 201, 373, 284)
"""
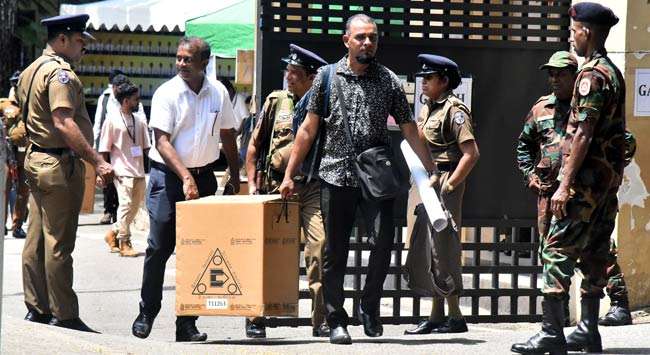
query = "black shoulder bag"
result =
(333, 73, 407, 201)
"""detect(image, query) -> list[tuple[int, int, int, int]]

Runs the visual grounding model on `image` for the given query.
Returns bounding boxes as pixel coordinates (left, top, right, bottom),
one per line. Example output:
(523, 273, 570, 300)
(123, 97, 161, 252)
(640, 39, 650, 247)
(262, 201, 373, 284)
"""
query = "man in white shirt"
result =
(93, 70, 126, 225)
(98, 82, 151, 257)
(131, 37, 240, 342)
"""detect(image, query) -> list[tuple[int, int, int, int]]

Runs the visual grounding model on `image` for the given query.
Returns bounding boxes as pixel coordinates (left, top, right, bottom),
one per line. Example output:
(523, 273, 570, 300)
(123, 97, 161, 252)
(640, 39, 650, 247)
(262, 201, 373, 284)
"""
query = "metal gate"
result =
(259, 0, 571, 326)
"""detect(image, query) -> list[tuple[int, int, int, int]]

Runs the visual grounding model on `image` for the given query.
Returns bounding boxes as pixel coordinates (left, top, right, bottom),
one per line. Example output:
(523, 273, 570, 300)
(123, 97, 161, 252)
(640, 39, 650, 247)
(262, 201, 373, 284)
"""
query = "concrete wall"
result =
(617, 0, 650, 309)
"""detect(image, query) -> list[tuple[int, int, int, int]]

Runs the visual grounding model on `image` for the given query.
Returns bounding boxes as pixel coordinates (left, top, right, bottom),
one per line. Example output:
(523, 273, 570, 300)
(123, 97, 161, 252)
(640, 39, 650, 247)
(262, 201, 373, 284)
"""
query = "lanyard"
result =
(120, 111, 136, 144)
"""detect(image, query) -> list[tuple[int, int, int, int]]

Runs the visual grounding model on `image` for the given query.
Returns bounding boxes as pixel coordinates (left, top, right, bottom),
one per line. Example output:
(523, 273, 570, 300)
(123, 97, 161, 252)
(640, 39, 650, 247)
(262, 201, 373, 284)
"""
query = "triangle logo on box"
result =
(192, 248, 242, 296)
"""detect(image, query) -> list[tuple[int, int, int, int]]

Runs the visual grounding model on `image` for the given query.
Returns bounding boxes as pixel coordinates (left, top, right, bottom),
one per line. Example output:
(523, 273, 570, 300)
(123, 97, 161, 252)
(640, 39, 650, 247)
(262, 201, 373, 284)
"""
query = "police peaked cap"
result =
(281, 44, 328, 73)
(41, 14, 95, 40)
(568, 2, 619, 27)
(415, 54, 461, 89)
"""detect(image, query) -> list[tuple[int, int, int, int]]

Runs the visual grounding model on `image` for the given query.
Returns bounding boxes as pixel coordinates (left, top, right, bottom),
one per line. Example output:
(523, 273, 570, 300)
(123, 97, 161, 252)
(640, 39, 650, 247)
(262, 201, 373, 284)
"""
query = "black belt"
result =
(151, 160, 213, 176)
(31, 145, 70, 155)
(436, 161, 458, 172)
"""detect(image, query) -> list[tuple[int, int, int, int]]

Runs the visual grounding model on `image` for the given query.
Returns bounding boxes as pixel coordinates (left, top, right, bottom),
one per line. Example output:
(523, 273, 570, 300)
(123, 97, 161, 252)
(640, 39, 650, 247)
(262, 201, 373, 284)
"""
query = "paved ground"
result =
(2, 192, 650, 354)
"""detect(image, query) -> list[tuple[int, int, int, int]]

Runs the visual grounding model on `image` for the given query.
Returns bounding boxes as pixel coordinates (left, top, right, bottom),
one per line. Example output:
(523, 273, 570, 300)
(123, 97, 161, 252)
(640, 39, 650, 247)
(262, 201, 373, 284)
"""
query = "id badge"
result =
(131, 146, 143, 157)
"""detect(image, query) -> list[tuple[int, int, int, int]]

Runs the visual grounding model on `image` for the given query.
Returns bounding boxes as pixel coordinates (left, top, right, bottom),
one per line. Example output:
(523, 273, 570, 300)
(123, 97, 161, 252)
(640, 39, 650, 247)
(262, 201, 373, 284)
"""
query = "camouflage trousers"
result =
(605, 239, 629, 305)
(538, 191, 628, 303)
(540, 188, 619, 299)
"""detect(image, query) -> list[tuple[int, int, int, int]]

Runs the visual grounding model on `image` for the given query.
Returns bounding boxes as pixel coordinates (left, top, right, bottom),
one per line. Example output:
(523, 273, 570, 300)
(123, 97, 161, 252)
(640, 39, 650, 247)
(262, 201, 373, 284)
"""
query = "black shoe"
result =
(566, 297, 602, 353)
(404, 318, 447, 335)
(357, 304, 383, 337)
(132, 312, 155, 339)
(24, 310, 53, 324)
(329, 325, 352, 345)
(49, 317, 99, 333)
(12, 228, 26, 239)
(599, 305, 632, 326)
(176, 321, 207, 342)
(245, 318, 266, 338)
(511, 297, 567, 355)
(99, 213, 113, 225)
(432, 317, 468, 333)
(312, 323, 330, 337)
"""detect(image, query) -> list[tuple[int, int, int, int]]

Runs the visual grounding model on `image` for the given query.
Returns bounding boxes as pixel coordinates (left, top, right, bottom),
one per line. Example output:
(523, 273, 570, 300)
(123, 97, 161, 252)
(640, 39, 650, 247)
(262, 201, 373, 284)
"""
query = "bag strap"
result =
(21, 58, 57, 137)
(305, 64, 335, 182)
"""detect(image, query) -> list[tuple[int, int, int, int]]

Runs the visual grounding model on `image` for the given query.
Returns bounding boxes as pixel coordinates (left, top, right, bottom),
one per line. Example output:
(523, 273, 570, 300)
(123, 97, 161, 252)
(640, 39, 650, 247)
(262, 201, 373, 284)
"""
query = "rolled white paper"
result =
(400, 140, 448, 232)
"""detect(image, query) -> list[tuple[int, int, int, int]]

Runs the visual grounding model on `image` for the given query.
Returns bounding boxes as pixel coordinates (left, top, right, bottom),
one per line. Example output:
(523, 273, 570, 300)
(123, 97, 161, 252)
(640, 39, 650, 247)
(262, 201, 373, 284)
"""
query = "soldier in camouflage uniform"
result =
(517, 51, 577, 241)
(517, 52, 636, 331)
(512, 3, 625, 354)
(245, 44, 329, 338)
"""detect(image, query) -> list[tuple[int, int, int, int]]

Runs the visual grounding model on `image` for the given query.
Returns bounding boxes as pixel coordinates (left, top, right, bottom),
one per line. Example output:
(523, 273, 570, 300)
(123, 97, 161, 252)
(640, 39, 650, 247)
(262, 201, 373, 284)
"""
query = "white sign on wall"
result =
(414, 77, 473, 120)
(635, 69, 650, 117)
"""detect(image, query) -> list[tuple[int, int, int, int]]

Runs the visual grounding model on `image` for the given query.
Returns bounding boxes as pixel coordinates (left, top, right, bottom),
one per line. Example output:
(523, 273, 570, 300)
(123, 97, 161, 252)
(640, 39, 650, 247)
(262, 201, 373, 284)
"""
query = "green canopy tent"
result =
(185, 0, 255, 58)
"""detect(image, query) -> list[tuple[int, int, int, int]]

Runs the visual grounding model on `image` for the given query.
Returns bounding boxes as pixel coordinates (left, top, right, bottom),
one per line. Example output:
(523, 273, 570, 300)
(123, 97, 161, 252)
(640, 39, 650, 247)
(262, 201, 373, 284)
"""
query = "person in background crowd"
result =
(2, 71, 30, 239)
(94, 69, 126, 225)
(99, 82, 150, 257)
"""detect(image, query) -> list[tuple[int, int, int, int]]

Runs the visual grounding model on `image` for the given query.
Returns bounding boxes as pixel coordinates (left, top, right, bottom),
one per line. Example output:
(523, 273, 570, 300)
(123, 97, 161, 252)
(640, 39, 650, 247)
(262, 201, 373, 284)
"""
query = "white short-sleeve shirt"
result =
(148, 75, 236, 168)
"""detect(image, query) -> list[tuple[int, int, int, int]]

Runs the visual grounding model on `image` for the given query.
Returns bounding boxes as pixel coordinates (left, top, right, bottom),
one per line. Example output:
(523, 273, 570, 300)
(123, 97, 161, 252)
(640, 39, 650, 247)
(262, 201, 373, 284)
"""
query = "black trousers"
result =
(103, 183, 118, 215)
(320, 181, 395, 328)
(139, 164, 217, 327)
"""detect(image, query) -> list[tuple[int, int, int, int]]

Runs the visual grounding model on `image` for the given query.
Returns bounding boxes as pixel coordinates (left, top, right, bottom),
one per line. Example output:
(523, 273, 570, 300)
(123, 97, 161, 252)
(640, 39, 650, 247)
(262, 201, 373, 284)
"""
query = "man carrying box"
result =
(131, 36, 240, 342)
(245, 44, 329, 338)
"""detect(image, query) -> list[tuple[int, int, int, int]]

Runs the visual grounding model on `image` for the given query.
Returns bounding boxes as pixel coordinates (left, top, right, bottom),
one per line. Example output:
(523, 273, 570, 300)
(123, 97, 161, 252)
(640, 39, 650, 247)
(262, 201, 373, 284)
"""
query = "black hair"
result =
(219, 78, 236, 101)
(178, 36, 211, 62)
(46, 30, 74, 43)
(345, 14, 377, 34)
(111, 74, 130, 87)
(115, 82, 139, 104)
(109, 69, 126, 83)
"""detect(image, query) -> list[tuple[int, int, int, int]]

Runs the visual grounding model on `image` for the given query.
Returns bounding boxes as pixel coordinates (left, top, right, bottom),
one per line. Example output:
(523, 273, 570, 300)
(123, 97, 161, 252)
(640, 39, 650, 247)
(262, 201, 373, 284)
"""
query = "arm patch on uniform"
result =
(58, 70, 70, 84)
(578, 78, 591, 96)
(453, 111, 465, 125)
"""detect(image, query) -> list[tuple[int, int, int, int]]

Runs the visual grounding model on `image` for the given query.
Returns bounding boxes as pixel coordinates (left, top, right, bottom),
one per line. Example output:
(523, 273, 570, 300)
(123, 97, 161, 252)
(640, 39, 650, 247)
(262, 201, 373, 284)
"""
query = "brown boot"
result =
(119, 239, 140, 257)
(104, 230, 120, 253)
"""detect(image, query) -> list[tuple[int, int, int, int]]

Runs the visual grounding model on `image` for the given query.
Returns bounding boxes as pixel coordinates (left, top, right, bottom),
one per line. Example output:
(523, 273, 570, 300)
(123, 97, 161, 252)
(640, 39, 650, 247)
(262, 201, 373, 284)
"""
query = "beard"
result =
(355, 53, 375, 65)
(131, 104, 140, 113)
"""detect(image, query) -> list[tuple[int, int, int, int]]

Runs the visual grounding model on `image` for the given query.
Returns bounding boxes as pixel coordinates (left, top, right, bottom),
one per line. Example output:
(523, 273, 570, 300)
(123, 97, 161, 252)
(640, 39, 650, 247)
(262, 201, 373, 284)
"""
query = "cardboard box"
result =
(80, 161, 95, 214)
(176, 195, 300, 317)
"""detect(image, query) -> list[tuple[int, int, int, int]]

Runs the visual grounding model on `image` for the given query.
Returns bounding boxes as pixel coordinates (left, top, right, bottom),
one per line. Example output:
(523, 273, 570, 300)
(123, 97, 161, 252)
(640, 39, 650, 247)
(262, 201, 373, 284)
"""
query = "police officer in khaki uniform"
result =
(245, 44, 329, 338)
(404, 54, 479, 335)
(3, 71, 30, 239)
(16, 14, 113, 332)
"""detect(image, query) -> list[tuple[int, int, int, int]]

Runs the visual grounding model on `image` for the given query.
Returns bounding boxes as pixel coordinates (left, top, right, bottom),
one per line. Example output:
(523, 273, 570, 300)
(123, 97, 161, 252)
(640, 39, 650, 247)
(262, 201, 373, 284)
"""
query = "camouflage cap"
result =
(539, 51, 578, 71)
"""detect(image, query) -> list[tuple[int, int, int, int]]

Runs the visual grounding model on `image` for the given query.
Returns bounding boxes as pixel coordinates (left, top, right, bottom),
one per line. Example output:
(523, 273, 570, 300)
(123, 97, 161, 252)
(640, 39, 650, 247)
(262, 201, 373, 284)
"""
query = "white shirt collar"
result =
(173, 74, 211, 96)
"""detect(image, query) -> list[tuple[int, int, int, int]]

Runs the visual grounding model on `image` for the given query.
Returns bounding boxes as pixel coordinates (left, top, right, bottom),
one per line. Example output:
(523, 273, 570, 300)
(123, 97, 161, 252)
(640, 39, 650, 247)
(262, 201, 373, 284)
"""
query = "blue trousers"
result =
(139, 164, 217, 327)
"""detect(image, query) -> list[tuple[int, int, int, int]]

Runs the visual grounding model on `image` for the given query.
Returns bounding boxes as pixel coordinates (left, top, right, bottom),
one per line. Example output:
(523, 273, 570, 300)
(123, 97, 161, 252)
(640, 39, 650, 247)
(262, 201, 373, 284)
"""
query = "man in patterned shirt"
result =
(280, 14, 436, 345)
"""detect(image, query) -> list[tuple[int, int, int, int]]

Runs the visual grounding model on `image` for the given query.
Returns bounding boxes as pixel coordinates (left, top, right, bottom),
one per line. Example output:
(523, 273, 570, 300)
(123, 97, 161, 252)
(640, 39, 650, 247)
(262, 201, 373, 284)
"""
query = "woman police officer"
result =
(405, 54, 479, 335)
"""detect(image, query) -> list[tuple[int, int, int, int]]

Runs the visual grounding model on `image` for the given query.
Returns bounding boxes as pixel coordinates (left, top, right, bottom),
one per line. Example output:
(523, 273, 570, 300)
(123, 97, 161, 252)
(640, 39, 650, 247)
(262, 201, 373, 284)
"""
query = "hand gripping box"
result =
(176, 195, 300, 317)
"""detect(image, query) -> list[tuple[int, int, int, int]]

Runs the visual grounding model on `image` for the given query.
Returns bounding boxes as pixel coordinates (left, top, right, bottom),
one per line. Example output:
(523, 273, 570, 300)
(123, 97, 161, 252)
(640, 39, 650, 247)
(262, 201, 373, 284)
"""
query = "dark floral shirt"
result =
(307, 56, 412, 187)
